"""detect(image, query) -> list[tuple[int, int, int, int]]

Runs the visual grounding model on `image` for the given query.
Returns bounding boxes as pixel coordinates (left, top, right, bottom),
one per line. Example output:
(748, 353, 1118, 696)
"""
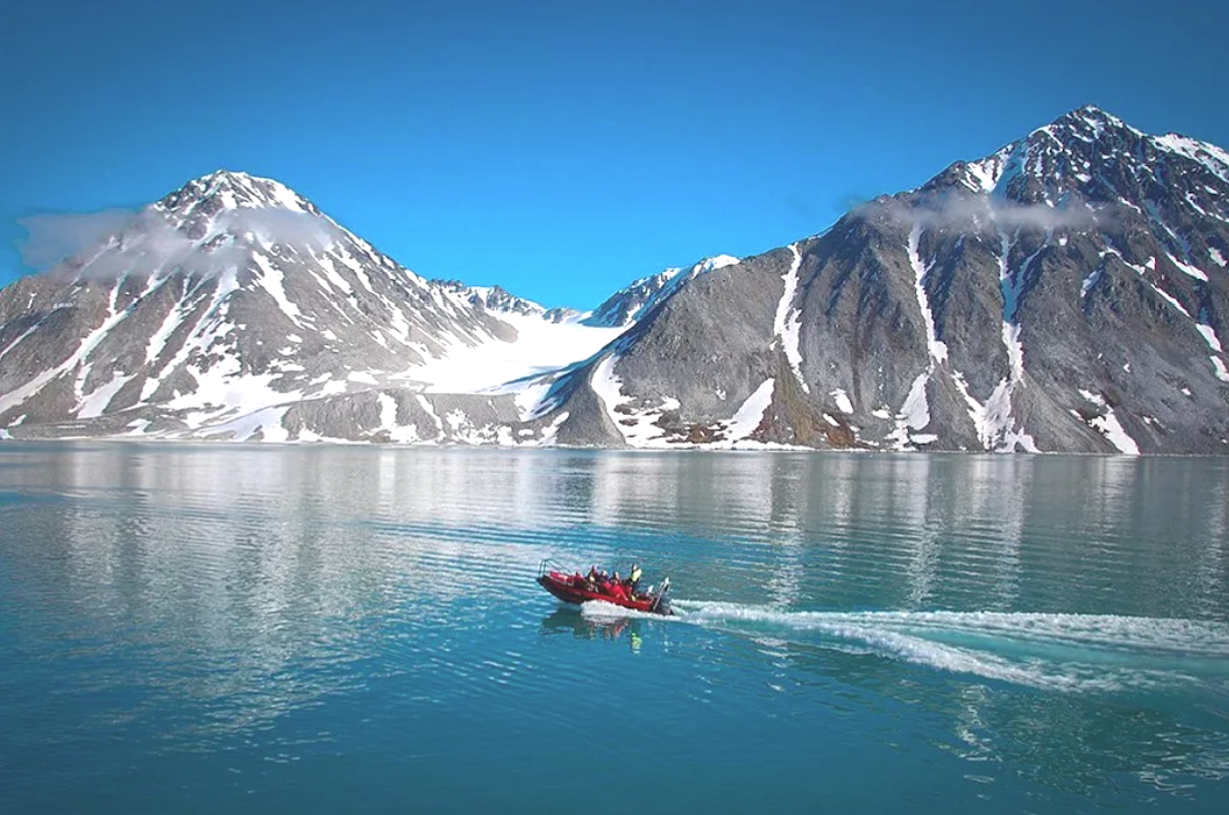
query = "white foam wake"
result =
(669, 601, 1229, 693)
(579, 599, 682, 622)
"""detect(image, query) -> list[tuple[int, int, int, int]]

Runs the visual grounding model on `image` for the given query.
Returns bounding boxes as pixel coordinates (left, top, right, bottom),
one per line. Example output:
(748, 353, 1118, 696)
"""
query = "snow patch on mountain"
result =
(376, 393, 416, 443)
(830, 388, 854, 415)
(978, 229, 1037, 450)
(773, 244, 808, 392)
(888, 374, 934, 451)
(407, 310, 624, 394)
(1166, 253, 1210, 282)
(1078, 389, 1140, 455)
(78, 372, 134, 419)
(887, 224, 952, 451)
(591, 354, 678, 447)
(1151, 134, 1229, 184)
(1196, 319, 1229, 383)
(960, 146, 1014, 193)
(538, 412, 569, 446)
(1198, 323, 1225, 353)
(908, 224, 949, 365)
(207, 405, 294, 443)
(1212, 358, 1229, 383)
(590, 352, 777, 449)
(718, 379, 776, 447)
(0, 287, 132, 416)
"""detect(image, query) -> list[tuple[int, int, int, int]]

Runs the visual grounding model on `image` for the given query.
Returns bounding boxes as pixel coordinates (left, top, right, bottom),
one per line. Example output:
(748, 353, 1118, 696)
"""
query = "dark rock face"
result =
(583, 268, 682, 328)
(3, 108, 1228, 452)
(580, 256, 739, 329)
(547, 107, 1229, 454)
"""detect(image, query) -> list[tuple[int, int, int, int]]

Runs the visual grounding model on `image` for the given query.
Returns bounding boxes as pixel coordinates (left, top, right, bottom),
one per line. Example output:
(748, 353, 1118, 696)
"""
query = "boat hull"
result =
(536, 572, 672, 616)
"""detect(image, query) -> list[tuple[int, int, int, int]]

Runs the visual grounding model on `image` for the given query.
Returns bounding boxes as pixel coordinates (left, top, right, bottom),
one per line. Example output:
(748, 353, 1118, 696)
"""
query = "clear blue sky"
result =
(2, 0, 1226, 309)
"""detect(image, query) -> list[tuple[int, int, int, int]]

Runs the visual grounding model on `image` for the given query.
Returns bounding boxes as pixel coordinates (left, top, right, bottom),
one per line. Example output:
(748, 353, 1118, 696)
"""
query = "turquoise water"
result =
(1, 444, 1227, 813)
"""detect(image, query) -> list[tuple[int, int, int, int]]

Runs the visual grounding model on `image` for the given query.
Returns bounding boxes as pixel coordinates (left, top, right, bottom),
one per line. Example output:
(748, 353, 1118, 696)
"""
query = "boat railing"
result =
(538, 558, 568, 579)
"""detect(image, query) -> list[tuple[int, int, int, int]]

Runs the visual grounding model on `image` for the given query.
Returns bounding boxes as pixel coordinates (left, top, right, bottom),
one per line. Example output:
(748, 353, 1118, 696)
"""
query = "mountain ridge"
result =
(2, 105, 1227, 451)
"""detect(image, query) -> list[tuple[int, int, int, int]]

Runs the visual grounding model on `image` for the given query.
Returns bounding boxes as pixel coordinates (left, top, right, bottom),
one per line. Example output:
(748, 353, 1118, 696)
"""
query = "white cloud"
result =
(877, 194, 1105, 233)
(18, 209, 137, 271)
(18, 206, 341, 280)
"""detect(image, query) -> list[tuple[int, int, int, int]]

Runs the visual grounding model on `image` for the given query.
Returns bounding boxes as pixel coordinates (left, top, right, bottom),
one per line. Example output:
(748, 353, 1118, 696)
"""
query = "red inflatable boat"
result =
(536, 559, 673, 616)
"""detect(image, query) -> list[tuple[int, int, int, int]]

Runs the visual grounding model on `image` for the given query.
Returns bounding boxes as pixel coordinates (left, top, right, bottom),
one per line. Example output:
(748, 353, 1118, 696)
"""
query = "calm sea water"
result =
(1, 443, 1227, 814)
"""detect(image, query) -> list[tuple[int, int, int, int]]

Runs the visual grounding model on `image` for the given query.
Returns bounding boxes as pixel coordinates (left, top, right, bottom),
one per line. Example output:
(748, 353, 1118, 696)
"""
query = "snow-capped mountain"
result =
(540, 106, 1229, 453)
(439, 281, 581, 324)
(2, 106, 1228, 452)
(0, 170, 623, 443)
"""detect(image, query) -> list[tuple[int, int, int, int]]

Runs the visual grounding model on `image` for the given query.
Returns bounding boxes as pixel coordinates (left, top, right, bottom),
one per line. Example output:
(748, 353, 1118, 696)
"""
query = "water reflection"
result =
(2, 443, 1229, 811)
(5, 446, 1223, 620)
(539, 608, 644, 651)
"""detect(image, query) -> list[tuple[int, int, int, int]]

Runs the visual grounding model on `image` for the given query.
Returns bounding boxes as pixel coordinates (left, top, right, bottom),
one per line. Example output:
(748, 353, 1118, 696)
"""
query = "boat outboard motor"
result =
(649, 577, 672, 614)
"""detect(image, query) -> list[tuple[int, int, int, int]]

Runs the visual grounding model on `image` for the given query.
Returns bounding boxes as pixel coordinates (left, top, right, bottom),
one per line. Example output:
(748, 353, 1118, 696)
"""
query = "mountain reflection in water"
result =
(1, 443, 1227, 814)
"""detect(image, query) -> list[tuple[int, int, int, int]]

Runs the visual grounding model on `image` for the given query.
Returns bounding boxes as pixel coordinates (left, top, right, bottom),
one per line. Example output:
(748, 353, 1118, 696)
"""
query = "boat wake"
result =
(579, 599, 675, 621)
(667, 602, 1229, 693)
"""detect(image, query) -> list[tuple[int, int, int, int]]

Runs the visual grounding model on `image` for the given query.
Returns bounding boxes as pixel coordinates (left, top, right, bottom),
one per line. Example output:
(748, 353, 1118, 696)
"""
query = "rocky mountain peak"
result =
(923, 106, 1229, 229)
(440, 282, 548, 318)
(1047, 104, 1138, 138)
(154, 169, 323, 236)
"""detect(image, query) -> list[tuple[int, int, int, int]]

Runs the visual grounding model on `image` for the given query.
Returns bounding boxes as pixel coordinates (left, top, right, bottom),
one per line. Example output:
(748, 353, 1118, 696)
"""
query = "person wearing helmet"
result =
(629, 563, 643, 593)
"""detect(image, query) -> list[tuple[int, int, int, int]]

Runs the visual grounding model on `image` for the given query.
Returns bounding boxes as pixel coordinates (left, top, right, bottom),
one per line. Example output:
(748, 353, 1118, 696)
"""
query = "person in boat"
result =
(629, 563, 642, 593)
(608, 573, 628, 602)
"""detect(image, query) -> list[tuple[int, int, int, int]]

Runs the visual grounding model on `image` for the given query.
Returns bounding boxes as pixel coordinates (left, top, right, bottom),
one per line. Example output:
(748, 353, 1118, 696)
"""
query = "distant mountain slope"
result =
(581, 255, 740, 328)
(544, 107, 1229, 453)
(2, 107, 1228, 452)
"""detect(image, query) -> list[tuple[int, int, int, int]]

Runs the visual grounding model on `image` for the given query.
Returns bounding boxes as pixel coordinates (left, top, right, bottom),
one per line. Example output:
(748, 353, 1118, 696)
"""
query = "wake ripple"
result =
(669, 601, 1229, 693)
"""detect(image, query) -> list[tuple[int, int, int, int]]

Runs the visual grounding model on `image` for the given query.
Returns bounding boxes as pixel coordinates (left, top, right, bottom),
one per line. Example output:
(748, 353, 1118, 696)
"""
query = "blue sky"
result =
(2, 0, 1226, 309)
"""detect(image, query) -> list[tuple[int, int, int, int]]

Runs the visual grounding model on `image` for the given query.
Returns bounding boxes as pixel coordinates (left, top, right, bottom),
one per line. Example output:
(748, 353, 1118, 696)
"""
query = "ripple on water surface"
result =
(1, 445, 1228, 813)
